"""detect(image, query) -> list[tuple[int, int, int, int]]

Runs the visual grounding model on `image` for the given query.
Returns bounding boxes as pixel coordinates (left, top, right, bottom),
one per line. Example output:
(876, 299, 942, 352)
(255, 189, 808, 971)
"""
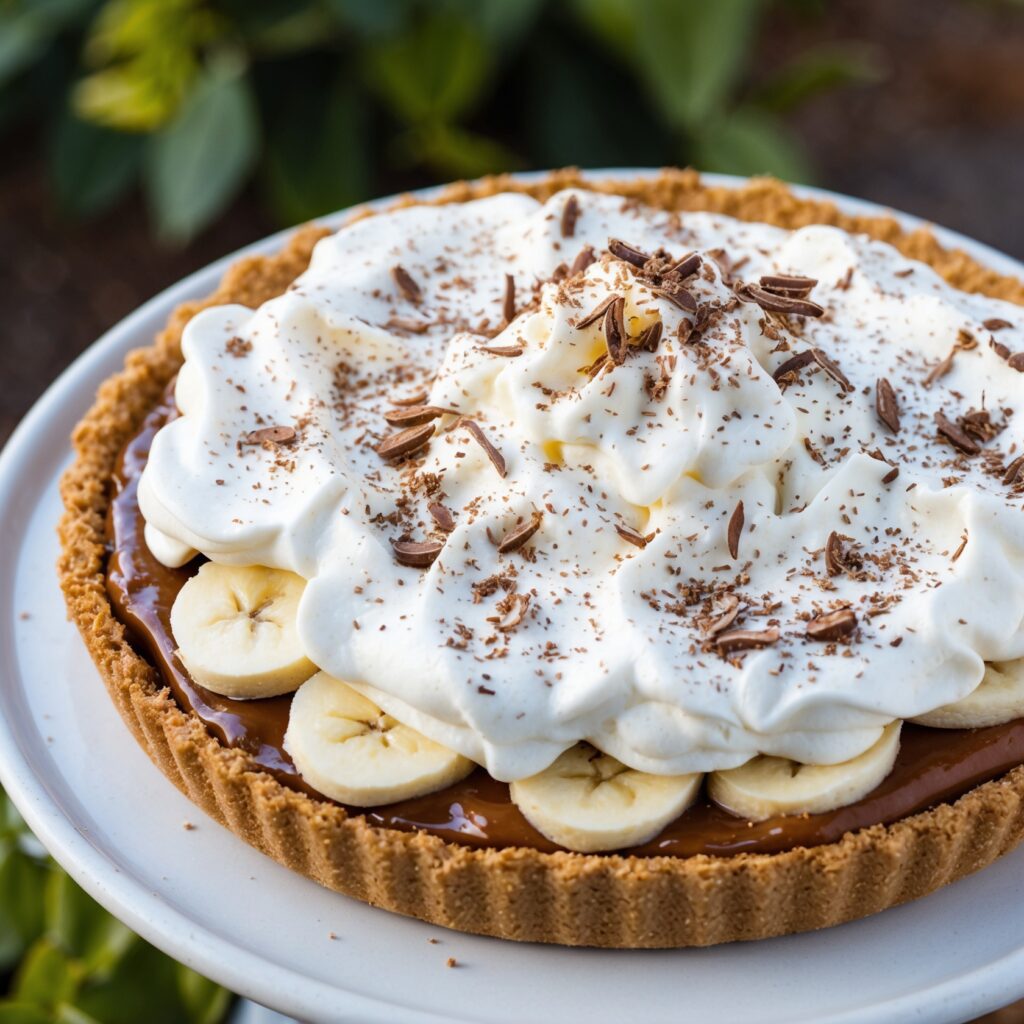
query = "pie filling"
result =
(106, 178, 1024, 857)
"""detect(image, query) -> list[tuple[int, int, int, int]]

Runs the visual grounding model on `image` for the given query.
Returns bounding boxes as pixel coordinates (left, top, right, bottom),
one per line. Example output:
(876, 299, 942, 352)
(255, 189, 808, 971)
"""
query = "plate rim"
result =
(2, 168, 1024, 1024)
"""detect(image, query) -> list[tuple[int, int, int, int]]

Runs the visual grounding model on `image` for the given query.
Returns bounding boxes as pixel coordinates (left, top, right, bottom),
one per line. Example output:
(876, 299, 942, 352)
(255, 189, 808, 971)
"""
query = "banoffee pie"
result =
(59, 170, 1024, 947)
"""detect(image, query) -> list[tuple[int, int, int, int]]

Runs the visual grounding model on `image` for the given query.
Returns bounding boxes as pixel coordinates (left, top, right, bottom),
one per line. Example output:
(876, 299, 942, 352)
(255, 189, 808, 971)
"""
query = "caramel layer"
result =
(107, 394, 1024, 856)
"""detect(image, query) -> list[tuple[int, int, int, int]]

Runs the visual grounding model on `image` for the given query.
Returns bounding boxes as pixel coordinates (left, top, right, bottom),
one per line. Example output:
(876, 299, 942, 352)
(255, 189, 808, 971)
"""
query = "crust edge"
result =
(57, 169, 1024, 948)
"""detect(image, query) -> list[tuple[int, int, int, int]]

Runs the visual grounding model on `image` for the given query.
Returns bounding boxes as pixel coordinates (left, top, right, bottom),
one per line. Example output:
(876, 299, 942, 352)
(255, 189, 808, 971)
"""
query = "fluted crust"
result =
(58, 170, 1024, 947)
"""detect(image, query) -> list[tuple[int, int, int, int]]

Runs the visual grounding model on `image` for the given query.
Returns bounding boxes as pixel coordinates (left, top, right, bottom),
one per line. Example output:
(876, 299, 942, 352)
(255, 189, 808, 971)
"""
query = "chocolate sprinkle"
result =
(244, 425, 296, 445)
(503, 273, 516, 324)
(569, 245, 597, 276)
(715, 627, 779, 654)
(727, 501, 744, 559)
(561, 195, 580, 238)
(575, 294, 618, 330)
(383, 405, 445, 428)
(934, 411, 981, 455)
(390, 265, 422, 304)
(427, 502, 456, 533)
(604, 295, 628, 364)
(875, 377, 901, 433)
(461, 419, 507, 477)
(392, 539, 444, 568)
(607, 238, 650, 268)
(984, 318, 1013, 331)
(498, 513, 543, 554)
(375, 422, 435, 460)
(806, 608, 857, 641)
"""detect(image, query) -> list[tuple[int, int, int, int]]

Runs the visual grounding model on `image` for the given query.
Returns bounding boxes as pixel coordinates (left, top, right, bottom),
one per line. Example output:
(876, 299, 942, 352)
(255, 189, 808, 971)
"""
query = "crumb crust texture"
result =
(58, 169, 1024, 947)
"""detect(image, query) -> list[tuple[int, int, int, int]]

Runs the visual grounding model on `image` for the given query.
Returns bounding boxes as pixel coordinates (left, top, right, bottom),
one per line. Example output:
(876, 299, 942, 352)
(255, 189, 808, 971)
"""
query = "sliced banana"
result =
(912, 660, 1024, 728)
(509, 744, 702, 852)
(170, 562, 315, 699)
(708, 722, 901, 821)
(285, 672, 474, 805)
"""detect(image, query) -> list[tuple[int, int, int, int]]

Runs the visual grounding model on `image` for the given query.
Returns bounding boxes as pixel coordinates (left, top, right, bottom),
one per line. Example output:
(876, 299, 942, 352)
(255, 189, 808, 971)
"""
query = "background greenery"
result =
(0, 0, 881, 243)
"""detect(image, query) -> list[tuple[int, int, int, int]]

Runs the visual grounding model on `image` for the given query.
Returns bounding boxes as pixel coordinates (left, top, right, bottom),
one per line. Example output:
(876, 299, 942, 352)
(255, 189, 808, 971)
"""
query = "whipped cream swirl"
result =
(139, 189, 1024, 781)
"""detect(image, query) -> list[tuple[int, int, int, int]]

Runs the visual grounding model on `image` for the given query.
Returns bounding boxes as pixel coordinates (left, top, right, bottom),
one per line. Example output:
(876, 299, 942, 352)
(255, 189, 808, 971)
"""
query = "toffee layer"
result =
(107, 391, 1024, 857)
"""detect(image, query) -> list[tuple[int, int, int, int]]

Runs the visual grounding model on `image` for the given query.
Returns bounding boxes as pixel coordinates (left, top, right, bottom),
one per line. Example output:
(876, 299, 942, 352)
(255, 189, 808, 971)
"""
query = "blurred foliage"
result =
(0, 788, 231, 1024)
(0, 0, 882, 242)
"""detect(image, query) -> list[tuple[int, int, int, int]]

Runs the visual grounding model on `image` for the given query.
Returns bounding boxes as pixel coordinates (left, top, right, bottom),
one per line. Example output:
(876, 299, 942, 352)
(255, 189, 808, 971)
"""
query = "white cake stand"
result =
(2, 173, 1024, 1024)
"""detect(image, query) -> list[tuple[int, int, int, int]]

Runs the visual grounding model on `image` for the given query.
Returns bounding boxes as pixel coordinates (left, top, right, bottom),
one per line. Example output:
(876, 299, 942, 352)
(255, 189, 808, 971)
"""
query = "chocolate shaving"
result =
(478, 344, 524, 357)
(772, 349, 816, 384)
(727, 501, 744, 559)
(580, 353, 610, 379)
(715, 627, 779, 654)
(1009, 353, 1024, 372)
(427, 502, 455, 533)
(1002, 454, 1024, 486)
(984, 318, 1013, 331)
(502, 273, 516, 324)
(498, 513, 543, 554)
(575, 294, 618, 330)
(867, 447, 900, 483)
(244, 426, 296, 446)
(875, 377, 901, 433)
(951, 532, 969, 563)
(561, 195, 580, 238)
(923, 350, 954, 388)
(604, 295, 628, 364)
(704, 594, 740, 637)
(392, 539, 444, 568)
(638, 320, 663, 352)
(934, 411, 981, 455)
(390, 390, 429, 407)
(375, 422, 435, 460)
(390, 265, 422, 304)
(824, 531, 847, 577)
(812, 348, 853, 393)
(759, 274, 817, 296)
(739, 283, 824, 317)
(383, 405, 445, 428)
(669, 252, 702, 279)
(615, 523, 651, 549)
(384, 317, 430, 334)
(990, 338, 1011, 361)
(806, 608, 857, 641)
(569, 245, 597, 276)
(492, 593, 531, 632)
(607, 238, 650, 268)
(461, 419, 506, 477)
(653, 285, 697, 313)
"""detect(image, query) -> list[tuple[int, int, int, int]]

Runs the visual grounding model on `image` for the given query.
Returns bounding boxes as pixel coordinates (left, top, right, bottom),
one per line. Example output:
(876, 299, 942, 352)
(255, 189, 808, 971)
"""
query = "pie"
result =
(59, 169, 1024, 947)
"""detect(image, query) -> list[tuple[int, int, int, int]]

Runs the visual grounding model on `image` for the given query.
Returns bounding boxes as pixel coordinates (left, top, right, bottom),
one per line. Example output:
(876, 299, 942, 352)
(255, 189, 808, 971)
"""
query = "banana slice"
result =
(708, 722, 901, 821)
(285, 673, 474, 805)
(170, 562, 315, 699)
(912, 660, 1024, 728)
(509, 744, 702, 852)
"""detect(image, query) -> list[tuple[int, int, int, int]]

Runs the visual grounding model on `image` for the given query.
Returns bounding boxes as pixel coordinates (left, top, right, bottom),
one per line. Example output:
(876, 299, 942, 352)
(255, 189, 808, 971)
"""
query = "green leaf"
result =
(364, 13, 489, 124)
(0, 0, 94, 87)
(405, 123, 519, 179)
(754, 46, 883, 112)
(568, 0, 638, 62)
(176, 965, 231, 1024)
(325, 0, 413, 36)
(51, 108, 142, 217)
(0, 1002, 53, 1024)
(691, 107, 811, 182)
(144, 63, 259, 242)
(263, 73, 368, 224)
(448, 0, 546, 48)
(636, 0, 763, 129)
(13, 940, 79, 1009)
(44, 871, 134, 978)
(0, 847, 49, 971)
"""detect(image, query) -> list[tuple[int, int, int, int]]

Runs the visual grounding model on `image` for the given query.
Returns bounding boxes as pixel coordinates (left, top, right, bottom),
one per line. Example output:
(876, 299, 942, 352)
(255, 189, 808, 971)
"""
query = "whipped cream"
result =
(139, 189, 1024, 781)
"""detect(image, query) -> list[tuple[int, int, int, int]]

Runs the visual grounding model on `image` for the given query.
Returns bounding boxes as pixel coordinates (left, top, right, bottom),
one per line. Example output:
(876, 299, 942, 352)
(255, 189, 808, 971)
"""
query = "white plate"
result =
(2, 172, 1023, 1024)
